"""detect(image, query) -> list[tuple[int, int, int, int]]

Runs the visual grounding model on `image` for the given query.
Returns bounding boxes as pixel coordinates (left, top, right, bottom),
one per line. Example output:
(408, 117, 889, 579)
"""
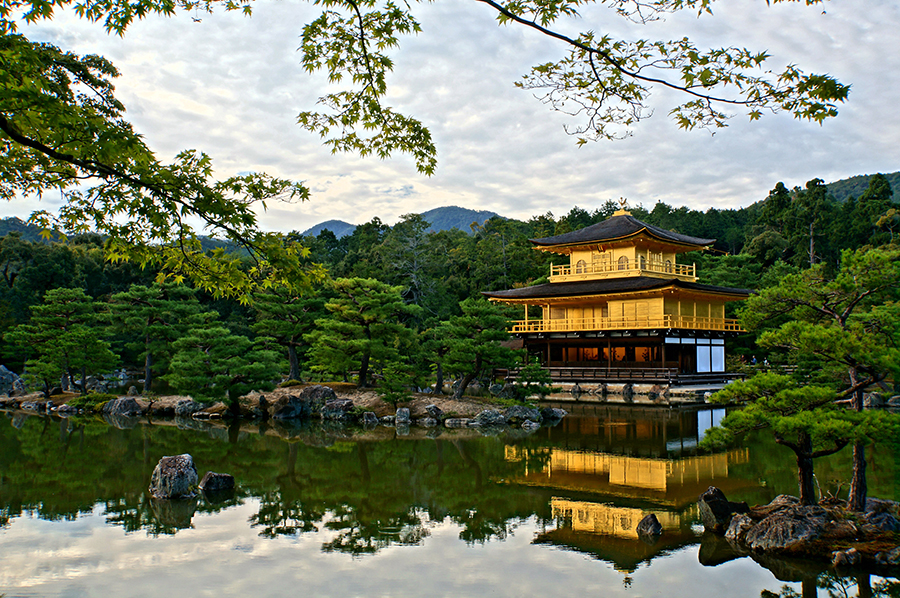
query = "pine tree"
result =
(4, 287, 117, 396)
(436, 298, 520, 401)
(250, 286, 326, 382)
(109, 282, 212, 392)
(305, 278, 420, 387)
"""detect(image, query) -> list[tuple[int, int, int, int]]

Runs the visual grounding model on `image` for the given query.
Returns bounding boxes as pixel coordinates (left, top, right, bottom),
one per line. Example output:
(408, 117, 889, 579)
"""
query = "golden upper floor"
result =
(532, 210, 713, 284)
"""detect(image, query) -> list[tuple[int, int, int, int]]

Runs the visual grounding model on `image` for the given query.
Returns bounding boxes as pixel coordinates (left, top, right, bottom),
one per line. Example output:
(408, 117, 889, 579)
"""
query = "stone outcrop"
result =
(149, 454, 198, 499)
(395, 407, 411, 425)
(705, 488, 900, 567)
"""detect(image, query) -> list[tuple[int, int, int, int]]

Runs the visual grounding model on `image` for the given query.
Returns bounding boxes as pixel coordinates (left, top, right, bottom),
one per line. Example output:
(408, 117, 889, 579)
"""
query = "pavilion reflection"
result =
(506, 405, 755, 572)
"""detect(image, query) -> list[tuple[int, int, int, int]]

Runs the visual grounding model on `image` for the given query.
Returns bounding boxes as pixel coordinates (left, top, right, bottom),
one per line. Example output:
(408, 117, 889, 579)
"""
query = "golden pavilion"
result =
(482, 207, 750, 383)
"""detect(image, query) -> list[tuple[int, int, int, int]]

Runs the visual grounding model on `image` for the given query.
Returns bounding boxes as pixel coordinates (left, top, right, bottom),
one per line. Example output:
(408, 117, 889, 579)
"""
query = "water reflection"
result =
(0, 407, 897, 597)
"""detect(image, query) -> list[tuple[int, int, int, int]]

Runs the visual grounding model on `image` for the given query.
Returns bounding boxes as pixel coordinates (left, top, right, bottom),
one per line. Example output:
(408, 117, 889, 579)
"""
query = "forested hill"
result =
(826, 172, 900, 203)
(0, 217, 47, 242)
(301, 206, 500, 238)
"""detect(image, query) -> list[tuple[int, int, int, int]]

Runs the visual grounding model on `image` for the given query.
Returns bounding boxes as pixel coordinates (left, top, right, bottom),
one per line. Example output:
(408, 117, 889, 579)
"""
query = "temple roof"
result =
(482, 277, 750, 301)
(530, 213, 715, 249)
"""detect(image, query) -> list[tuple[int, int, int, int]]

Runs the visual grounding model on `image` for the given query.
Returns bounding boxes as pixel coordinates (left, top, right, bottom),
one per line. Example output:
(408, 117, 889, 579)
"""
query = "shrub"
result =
(66, 392, 118, 411)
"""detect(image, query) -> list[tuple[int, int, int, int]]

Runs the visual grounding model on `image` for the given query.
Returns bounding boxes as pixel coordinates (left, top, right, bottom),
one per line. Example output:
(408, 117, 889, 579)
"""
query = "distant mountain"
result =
(301, 219, 358, 239)
(419, 206, 501, 233)
(300, 206, 502, 238)
(826, 172, 900, 203)
(0, 217, 51, 242)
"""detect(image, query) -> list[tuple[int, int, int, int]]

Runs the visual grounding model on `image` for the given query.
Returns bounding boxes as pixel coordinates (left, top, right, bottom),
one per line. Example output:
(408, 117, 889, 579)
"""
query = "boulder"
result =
(742, 505, 829, 553)
(362, 411, 380, 426)
(102, 397, 143, 417)
(149, 454, 199, 499)
(198, 471, 235, 493)
(521, 420, 540, 431)
(832, 547, 861, 567)
(126, 385, 139, 396)
(571, 383, 583, 400)
(425, 404, 444, 420)
(380, 415, 396, 425)
(10, 378, 26, 397)
(888, 395, 900, 407)
(725, 513, 755, 542)
(876, 547, 900, 566)
(636, 513, 663, 541)
(863, 392, 884, 408)
(423, 417, 440, 428)
(539, 407, 568, 421)
(0, 365, 22, 396)
(272, 385, 337, 419)
(698, 486, 749, 534)
(504, 405, 542, 424)
(471, 409, 507, 427)
(622, 382, 634, 401)
(862, 511, 900, 533)
(395, 407, 411, 425)
(321, 398, 355, 421)
(444, 418, 471, 428)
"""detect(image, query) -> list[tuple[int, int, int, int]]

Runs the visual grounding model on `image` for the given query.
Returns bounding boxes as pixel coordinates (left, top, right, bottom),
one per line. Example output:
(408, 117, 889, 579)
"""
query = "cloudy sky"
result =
(9, 0, 900, 232)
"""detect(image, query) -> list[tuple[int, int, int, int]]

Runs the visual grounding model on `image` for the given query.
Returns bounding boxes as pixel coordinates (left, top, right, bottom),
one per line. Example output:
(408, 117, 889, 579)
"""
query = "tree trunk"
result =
(358, 353, 370, 388)
(434, 362, 444, 395)
(797, 433, 817, 505)
(287, 345, 301, 382)
(453, 371, 478, 401)
(143, 351, 153, 393)
(848, 441, 867, 511)
(847, 368, 867, 511)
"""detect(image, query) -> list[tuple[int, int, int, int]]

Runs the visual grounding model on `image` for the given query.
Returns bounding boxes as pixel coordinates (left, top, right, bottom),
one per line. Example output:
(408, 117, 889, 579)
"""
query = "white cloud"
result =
(9, 0, 900, 231)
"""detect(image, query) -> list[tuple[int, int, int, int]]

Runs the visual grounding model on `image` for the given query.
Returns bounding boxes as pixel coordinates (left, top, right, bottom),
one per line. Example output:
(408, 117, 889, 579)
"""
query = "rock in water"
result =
(198, 471, 235, 492)
(698, 486, 749, 534)
(102, 397, 143, 417)
(149, 454, 199, 499)
(504, 405, 542, 424)
(636, 513, 663, 542)
(472, 409, 507, 427)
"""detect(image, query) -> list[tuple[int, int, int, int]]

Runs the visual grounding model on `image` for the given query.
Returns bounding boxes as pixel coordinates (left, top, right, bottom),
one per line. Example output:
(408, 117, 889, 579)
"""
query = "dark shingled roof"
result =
(530, 213, 715, 248)
(482, 277, 750, 300)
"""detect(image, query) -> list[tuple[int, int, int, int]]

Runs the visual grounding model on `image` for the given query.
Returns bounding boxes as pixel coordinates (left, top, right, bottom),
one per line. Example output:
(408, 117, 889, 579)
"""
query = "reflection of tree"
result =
(321, 507, 430, 556)
(762, 573, 900, 598)
(250, 490, 323, 538)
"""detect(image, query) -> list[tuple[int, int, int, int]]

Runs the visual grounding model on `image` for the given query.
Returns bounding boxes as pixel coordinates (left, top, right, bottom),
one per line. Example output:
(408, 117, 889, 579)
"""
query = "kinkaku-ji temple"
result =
(482, 205, 751, 384)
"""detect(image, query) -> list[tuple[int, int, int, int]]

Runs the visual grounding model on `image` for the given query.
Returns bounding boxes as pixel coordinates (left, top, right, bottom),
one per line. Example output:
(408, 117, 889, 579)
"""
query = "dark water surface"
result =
(0, 404, 897, 597)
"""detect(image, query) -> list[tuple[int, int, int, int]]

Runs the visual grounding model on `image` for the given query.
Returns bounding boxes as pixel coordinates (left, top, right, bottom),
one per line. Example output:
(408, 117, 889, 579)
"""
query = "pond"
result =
(0, 404, 897, 598)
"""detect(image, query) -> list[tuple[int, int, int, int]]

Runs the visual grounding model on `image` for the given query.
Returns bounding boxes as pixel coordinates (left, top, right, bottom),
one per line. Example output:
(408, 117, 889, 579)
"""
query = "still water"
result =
(0, 404, 897, 598)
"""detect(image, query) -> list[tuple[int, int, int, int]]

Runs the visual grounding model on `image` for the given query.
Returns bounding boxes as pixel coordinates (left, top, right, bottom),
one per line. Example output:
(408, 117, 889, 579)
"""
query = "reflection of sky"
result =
(0, 501, 790, 597)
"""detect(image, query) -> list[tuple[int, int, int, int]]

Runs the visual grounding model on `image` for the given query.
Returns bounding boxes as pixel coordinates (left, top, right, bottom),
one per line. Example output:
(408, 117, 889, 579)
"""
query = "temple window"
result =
(617, 256, 629, 270)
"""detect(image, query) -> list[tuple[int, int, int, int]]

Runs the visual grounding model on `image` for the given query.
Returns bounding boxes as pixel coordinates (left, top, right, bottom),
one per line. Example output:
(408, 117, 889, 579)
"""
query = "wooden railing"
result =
(510, 315, 743, 333)
(497, 367, 744, 384)
(550, 261, 695, 281)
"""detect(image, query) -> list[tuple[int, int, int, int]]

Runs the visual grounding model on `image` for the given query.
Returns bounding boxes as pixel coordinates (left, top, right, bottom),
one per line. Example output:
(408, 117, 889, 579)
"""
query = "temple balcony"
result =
(509, 314, 743, 334)
(549, 261, 697, 283)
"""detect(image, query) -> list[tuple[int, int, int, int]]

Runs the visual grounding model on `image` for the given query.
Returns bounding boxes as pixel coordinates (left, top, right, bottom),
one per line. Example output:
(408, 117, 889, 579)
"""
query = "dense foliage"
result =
(1, 172, 898, 408)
